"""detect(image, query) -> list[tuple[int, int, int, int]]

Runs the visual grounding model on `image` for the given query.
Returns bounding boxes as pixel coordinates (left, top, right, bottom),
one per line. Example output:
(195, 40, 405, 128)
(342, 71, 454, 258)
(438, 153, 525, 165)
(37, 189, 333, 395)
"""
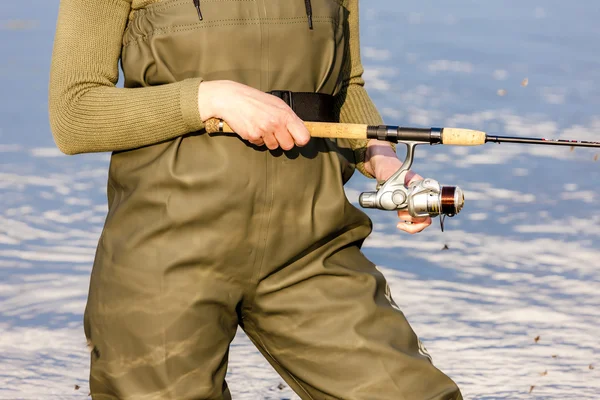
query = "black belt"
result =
(268, 90, 336, 123)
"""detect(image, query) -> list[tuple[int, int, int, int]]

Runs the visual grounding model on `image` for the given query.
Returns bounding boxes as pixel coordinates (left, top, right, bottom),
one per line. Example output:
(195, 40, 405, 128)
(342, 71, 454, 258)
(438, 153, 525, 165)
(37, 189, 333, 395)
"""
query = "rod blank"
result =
(487, 135, 600, 147)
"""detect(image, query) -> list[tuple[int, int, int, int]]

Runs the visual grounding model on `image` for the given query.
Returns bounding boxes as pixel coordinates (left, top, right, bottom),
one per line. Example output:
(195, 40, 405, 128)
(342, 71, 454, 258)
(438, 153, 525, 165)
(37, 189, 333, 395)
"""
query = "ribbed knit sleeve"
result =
(48, 0, 205, 155)
(334, 0, 394, 178)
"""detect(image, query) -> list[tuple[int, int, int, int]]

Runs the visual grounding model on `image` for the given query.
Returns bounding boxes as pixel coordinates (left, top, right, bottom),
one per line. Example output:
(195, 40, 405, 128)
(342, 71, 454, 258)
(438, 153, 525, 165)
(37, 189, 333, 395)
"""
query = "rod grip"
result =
(305, 122, 368, 139)
(204, 118, 369, 139)
(441, 128, 487, 146)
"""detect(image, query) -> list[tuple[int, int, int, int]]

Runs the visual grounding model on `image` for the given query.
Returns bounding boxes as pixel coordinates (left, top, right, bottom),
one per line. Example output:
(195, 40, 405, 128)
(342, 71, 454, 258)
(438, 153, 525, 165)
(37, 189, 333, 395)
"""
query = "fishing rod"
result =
(205, 119, 600, 230)
(206, 119, 600, 147)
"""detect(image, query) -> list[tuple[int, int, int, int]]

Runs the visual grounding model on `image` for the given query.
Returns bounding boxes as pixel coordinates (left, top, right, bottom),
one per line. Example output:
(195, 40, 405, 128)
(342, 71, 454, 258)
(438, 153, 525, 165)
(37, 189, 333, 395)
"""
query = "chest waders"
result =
(84, 1, 462, 399)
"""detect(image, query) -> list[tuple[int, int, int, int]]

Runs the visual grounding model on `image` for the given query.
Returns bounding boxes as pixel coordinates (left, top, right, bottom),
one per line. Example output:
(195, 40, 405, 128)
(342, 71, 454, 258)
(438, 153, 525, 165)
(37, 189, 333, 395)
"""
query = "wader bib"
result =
(84, 1, 462, 399)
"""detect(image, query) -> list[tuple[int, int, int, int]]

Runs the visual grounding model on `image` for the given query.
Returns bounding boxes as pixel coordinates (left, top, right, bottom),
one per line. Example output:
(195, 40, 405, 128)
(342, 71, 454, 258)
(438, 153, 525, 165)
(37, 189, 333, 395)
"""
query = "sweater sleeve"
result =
(48, 0, 205, 155)
(334, 0, 395, 179)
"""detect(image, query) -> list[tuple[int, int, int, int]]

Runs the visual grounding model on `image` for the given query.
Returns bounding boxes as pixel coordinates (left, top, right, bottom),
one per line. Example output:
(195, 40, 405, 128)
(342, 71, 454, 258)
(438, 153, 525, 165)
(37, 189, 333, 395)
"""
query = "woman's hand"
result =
(364, 140, 432, 234)
(197, 80, 310, 150)
(395, 171, 432, 234)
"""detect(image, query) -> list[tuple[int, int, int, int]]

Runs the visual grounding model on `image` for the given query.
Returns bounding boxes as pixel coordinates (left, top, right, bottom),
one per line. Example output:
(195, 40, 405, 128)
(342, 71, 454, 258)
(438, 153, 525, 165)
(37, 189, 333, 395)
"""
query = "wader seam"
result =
(243, 163, 268, 314)
(265, 12, 270, 90)
(89, 362, 118, 399)
(257, 0, 268, 91)
(99, 183, 120, 249)
(248, 153, 275, 292)
(258, 221, 369, 283)
(123, 19, 336, 47)
(243, 320, 316, 400)
(160, 274, 169, 400)
(377, 358, 409, 400)
(146, 0, 256, 14)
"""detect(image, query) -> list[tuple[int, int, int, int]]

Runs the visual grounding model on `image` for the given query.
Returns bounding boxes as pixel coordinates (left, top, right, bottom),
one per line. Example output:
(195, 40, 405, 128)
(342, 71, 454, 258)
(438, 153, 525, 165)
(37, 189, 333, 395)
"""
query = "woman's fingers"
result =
(227, 110, 307, 151)
(247, 113, 308, 150)
(273, 118, 296, 150)
(404, 171, 423, 186)
(285, 113, 311, 147)
(397, 218, 431, 234)
(262, 132, 279, 150)
(397, 210, 431, 234)
(259, 108, 309, 150)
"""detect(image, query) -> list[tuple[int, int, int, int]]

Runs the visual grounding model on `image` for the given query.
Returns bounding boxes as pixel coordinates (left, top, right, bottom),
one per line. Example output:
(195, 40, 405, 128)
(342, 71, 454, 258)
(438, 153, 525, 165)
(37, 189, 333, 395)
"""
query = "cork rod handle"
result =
(441, 128, 486, 146)
(204, 118, 368, 140)
(304, 122, 369, 140)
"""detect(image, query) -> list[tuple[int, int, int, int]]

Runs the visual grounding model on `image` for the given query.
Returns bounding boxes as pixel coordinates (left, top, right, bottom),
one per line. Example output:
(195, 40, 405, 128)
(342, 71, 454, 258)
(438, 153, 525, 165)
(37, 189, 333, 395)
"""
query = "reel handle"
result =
(358, 192, 378, 209)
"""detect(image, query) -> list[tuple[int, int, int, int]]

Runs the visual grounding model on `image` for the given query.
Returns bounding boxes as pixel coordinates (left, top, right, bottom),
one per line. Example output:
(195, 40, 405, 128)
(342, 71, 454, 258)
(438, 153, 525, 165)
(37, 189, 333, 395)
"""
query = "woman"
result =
(49, 0, 462, 398)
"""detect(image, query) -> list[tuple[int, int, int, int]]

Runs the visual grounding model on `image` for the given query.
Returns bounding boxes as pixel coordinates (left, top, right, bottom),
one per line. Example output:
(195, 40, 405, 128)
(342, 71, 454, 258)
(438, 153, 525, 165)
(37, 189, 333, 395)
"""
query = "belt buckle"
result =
(270, 90, 294, 111)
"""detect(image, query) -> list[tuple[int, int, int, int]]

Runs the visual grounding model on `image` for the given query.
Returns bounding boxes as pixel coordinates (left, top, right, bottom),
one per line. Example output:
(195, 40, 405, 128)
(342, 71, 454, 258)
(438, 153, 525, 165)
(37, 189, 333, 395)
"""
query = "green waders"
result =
(84, 1, 462, 399)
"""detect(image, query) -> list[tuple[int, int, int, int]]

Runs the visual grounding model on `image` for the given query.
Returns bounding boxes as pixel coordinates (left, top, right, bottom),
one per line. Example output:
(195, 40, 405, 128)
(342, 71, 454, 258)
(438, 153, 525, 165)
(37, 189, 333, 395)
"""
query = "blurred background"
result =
(1, 0, 599, 398)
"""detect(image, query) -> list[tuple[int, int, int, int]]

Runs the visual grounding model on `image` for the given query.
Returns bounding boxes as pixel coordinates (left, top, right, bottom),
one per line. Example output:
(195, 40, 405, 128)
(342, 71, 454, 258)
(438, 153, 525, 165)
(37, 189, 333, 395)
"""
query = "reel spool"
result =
(407, 179, 464, 218)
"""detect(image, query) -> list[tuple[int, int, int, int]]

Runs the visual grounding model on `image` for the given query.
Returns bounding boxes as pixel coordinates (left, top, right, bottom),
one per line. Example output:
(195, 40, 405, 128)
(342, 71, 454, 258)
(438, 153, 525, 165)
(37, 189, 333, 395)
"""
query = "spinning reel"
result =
(358, 141, 464, 231)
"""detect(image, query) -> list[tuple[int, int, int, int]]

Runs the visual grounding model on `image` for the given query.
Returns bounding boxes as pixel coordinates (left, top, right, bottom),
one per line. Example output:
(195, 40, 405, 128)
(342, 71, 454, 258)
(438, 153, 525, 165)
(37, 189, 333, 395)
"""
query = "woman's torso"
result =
(98, 0, 370, 270)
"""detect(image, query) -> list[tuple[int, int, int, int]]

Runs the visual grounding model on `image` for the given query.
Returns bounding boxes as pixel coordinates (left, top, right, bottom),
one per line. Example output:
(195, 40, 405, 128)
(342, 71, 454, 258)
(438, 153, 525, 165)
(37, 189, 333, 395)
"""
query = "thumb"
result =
(404, 170, 423, 186)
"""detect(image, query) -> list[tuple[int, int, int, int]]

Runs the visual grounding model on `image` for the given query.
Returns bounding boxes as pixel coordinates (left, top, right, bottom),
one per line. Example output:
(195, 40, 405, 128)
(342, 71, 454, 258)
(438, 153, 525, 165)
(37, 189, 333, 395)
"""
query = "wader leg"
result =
(243, 243, 462, 400)
(84, 245, 242, 400)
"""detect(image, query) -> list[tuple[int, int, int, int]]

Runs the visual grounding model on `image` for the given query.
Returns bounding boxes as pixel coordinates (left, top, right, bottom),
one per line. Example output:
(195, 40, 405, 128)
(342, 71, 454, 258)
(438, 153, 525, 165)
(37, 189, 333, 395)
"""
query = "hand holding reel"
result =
(358, 138, 464, 231)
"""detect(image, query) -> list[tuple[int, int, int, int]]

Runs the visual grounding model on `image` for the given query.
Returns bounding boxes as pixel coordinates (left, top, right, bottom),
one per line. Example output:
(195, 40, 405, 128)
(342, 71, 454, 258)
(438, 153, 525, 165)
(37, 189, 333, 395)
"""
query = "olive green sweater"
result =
(48, 0, 385, 177)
